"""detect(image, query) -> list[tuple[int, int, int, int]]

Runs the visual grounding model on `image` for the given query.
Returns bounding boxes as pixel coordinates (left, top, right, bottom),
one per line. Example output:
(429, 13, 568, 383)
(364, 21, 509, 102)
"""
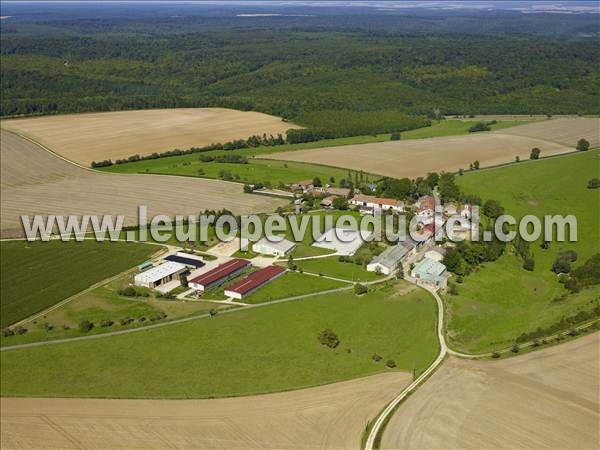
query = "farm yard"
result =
(0, 283, 439, 398)
(0, 240, 157, 328)
(381, 332, 599, 450)
(448, 149, 600, 353)
(0, 131, 287, 237)
(0, 108, 299, 166)
(0, 371, 411, 450)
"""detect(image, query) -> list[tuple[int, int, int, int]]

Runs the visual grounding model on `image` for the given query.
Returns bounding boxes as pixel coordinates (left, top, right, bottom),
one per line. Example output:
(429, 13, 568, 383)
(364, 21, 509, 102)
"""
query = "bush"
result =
(390, 132, 401, 141)
(372, 354, 383, 363)
(78, 320, 94, 332)
(354, 283, 368, 295)
(523, 258, 535, 271)
(587, 178, 600, 189)
(576, 138, 590, 152)
(511, 344, 520, 353)
(119, 317, 134, 326)
(119, 286, 138, 297)
(386, 359, 397, 368)
(13, 326, 27, 335)
(491, 351, 501, 359)
(529, 147, 541, 160)
(100, 319, 114, 327)
(468, 122, 491, 133)
(317, 329, 340, 348)
(1, 328, 14, 337)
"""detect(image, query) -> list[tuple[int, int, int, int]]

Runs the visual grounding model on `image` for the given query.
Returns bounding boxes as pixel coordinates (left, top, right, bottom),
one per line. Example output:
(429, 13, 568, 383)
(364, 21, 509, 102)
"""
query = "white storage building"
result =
(134, 261, 187, 289)
(252, 237, 296, 257)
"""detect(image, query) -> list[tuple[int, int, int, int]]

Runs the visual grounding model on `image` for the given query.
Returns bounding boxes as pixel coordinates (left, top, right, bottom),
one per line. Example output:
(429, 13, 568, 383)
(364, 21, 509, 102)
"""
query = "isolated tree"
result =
(329, 176, 335, 184)
(354, 283, 368, 295)
(530, 147, 541, 160)
(287, 254, 297, 271)
(312, 177, 322, 187)
(576, 138, 590, 152)
(78, 320, 94, 333)
(515, 155, 520, 163)
(390, 132, 401, 141)
(587, 178, 600, 189)
(318, 329, 340, 348)
(473, 160, 480, 170)
(179, 273, 188, 288)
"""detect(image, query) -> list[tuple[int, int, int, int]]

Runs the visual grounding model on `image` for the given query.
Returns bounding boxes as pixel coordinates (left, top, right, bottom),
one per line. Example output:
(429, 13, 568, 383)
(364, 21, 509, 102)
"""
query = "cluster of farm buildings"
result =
(131, 179, 474, 300)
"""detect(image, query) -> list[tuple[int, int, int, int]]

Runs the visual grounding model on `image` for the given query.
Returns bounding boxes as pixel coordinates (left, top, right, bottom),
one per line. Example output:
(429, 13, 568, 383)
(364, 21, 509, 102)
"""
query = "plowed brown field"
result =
(0, 131, 287, 237)
(0, 372, 411, 449)
(492, 117, 599, 147)
(1, 108, 298, 165)
(382, 332, 599, 449)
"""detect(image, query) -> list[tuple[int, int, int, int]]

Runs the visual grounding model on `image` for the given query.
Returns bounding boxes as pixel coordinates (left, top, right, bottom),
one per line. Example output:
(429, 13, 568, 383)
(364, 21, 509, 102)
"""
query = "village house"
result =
(320, 195, 337, 209)
(416, 195, 436, 213)
(290, 179, 314, 193)
(350, 194, 404, 214)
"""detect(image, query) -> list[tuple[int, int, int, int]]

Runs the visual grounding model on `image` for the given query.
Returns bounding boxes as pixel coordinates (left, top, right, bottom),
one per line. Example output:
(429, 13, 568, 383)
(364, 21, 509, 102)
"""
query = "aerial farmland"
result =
(1, 1, 599, 450)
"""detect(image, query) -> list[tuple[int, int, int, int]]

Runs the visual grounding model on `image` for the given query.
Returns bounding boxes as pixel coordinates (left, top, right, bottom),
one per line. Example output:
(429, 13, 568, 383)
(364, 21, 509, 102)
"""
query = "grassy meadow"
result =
(1, 282, 438, 398)
(449, 149, 600, 353)
(0, 240, 158, 328)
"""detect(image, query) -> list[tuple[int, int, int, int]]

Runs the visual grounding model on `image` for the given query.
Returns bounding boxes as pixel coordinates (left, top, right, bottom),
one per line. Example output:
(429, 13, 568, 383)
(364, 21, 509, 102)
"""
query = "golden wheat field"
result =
(492, 117, 600, 146)
(0, 131, 287, 237)
(0, 371, 410, 449)
(264, 132, 573, 179)
(382, 332, 599, 449)
(1, 108, 299, 165)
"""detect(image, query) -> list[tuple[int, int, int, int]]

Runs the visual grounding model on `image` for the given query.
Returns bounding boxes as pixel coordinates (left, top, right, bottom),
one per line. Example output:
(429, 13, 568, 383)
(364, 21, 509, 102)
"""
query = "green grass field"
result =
(0, 240, 158, 328)
(1, 282, 438, 398)
(292, 256, 380, 282)
(0, 272, 227, 346)
(449, 149, 600, 353)
(99, 119, 527, 185)
(245, 271, 347, 304)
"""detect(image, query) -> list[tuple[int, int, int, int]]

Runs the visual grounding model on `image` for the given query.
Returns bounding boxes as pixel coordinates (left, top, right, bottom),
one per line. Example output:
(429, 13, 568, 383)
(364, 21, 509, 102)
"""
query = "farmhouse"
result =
(252, 237, 296, 257)
(134, 261, 187, 289)
(320, 196, 336, 209)
(163, 253, 205, 269)
(411, 257, 448, 289)
(224, 265, 286, 299)
(188, 258, 250, 292)
(366, 245, 409, 275)
(326, 187, 352, 198)
(416, 195, 436, 213)
(290, 179, 314, 192)
(350, 195, 404, 214)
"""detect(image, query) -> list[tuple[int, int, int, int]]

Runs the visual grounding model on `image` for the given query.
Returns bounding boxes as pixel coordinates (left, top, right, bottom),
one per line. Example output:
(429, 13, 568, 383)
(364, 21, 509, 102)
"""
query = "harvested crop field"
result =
(493, 117, 600, 147)
(264, 133, 572, 179)
(382, 332, 600, 449)
(0, 371, 410, 449)
(1, 108, 298, 165)
(0, 131, 287, 237)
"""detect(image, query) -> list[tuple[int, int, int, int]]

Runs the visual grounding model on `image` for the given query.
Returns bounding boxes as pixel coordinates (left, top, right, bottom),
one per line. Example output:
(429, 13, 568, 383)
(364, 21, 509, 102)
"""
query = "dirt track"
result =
(382, 332, 600, 449)
(0, 131, 287, 237)
(264, 133, 572, 179)
(0, 372, 411, 449)
(1, 108, 298, 165)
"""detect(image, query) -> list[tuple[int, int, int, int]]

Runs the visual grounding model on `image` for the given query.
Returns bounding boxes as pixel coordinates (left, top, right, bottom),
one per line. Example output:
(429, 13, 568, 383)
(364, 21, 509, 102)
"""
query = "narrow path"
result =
(363, 285, 447, 450)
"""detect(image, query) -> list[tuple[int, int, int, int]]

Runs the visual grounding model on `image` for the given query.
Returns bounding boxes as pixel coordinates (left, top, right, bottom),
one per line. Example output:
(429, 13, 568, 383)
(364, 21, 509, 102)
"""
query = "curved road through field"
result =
(364, 285, 447, 450)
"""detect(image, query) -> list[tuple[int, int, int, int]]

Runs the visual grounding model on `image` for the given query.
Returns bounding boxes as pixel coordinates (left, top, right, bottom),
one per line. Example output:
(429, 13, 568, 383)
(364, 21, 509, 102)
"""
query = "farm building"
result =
(425, 247, 446, 263)
(326, 186, 352, 198)
(163, 253, 205, 269)
(366, 245, 409, 275)
(224, 265, 286, 299)
(416, 195, 436, 213)
(134, 261, 187, 289)
(312, 228, 372, 256)
(290, 179, 314, 192)
(188, 258, 250, 292)
(252, 237, 296, 257)
(411, 257, 448, 289)
(320, 196, 336, 209)
(350, 195, 404, 214)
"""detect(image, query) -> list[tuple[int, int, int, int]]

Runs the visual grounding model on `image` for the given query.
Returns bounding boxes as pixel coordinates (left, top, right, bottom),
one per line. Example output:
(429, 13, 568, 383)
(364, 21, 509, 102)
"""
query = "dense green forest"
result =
(1, 8, 599, 135)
